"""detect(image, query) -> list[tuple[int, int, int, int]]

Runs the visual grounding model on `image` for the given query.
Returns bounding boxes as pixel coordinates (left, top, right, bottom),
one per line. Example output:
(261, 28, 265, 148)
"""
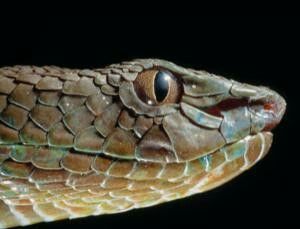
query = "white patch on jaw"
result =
(126, 180, 134, 191)
(172, 150, 180, 163)
(186, 175, 211, 195)
(201, 155, 211, 172)
(156, 163, 166, 179)
(214, 164, 226, 176)
(186, 161, 228, 196)
(240, 136, 250, 171)
(8, 205, 30, 226)
(182, 162, 189, 177)
(105, 160, 121, 177)
(32, 204, 56, 222)
(100, 176, 108, 188)
(53, 202, 77, 219)
(93, 206, 103, 216)
(125, 161, 137, 178)
(256, 133, 266, 162)
(108, 191, 118, 198)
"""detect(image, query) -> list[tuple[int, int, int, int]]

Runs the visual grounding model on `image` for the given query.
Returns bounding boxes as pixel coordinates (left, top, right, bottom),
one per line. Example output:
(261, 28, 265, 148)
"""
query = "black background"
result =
(0, 3, 297, 228)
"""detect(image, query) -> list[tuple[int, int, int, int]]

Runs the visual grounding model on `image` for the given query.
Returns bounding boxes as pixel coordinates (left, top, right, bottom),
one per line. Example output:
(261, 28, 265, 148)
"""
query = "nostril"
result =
(263, 103, 275, 111)
(249, 87, 286, 133)
(261, 92, 286, 131)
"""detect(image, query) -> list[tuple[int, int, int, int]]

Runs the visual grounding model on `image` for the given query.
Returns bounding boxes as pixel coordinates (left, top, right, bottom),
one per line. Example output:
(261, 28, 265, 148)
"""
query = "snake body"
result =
(0, 59, 286, 228)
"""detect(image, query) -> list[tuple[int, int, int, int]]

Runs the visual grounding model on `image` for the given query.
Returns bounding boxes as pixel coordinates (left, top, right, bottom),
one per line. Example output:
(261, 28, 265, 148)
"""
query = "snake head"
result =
(0, 59, 287, 227)
(115, 59, 286, 165)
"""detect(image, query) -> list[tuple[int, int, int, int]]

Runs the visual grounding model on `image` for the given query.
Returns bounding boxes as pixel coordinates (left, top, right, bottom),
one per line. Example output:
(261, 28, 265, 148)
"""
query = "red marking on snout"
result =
(263, 103, 275, 111)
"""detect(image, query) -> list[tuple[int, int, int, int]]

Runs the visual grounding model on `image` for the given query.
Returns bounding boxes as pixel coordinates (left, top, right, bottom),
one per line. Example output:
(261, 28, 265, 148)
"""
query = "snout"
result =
(249, 87, 286, 132)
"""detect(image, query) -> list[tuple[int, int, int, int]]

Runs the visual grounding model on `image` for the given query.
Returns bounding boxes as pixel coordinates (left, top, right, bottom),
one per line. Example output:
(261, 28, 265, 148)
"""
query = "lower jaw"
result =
(185, 131, 273, 195)
(140, 132, 273, 208)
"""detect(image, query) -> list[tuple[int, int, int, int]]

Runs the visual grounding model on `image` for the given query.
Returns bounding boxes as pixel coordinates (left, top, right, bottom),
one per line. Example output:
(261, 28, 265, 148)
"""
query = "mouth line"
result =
(200, 95, 285, 133)
(194, 130, 272, 168)
(203, 98, 271, 117)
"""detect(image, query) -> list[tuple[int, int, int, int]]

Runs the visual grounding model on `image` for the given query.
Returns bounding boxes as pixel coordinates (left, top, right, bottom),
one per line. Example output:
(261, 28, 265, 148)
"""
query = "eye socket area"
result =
(133, 69, 182, 106)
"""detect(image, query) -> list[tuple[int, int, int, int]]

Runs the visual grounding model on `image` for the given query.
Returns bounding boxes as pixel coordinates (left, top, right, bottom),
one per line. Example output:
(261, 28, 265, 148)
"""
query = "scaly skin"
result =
(0, 59, 286, 228)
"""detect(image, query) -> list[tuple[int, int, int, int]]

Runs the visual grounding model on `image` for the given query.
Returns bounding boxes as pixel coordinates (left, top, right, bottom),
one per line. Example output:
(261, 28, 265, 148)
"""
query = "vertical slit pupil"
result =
(154, 71, 169, 102)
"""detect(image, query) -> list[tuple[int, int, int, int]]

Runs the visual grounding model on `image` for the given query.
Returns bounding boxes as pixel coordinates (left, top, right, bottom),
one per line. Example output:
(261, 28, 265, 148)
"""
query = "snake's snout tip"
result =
(250, 87, 286, 132)
(263, 89, 286, 131)
(266, 91, 286, 130)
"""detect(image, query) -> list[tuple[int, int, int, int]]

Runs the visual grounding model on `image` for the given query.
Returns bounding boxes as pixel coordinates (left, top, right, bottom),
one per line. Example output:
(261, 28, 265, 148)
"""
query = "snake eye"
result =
(134, 69, 181, 105)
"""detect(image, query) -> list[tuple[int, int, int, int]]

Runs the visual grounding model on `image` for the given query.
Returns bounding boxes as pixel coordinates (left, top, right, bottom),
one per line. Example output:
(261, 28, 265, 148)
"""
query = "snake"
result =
(0, 59, 286, 228)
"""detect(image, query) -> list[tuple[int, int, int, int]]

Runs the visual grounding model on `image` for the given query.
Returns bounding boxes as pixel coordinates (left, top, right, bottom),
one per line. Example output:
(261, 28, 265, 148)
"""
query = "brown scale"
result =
(38, 91, 61, 107)
(8, 84, 37, 110)
(118, 110, 136, 130)
(74, 126, 105, 153)
(48, 122, 74, 147)
(85, 92, 112, 116)
(63, 106, 95, 135)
